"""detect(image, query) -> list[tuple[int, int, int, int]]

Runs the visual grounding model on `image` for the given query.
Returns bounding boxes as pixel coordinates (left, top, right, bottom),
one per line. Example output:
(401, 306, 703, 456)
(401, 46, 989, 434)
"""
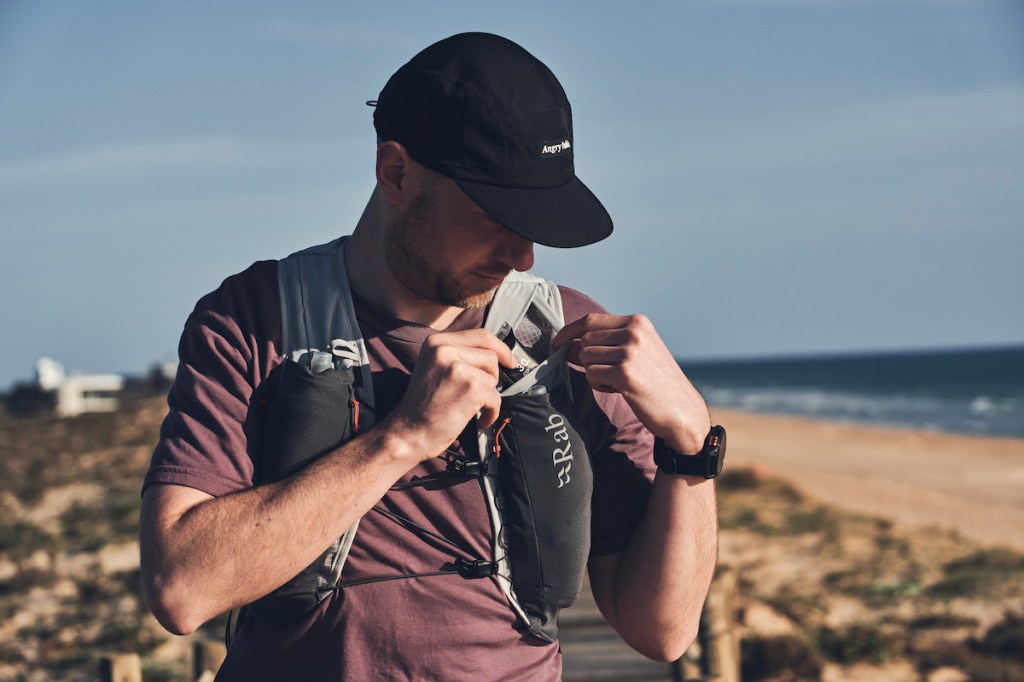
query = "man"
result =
(141, 32, 719, 680)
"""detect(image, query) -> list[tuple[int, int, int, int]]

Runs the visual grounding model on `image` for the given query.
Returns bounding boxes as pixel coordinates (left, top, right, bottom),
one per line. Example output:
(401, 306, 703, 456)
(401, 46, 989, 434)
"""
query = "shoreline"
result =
(713, 408, 1024, 552)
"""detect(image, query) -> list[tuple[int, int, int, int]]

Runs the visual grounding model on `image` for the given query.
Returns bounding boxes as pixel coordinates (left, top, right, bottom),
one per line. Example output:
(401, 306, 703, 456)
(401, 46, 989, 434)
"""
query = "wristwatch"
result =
(653, 425, 726, 479)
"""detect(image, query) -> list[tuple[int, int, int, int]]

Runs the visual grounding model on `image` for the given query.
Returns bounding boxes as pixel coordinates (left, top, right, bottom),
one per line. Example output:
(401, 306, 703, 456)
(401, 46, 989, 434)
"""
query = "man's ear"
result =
(376, 141, 414, 206)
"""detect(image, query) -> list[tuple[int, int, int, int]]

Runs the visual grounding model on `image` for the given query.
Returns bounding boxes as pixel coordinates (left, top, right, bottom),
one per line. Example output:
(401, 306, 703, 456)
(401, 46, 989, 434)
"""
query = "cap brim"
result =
(454, 176, 613, 248)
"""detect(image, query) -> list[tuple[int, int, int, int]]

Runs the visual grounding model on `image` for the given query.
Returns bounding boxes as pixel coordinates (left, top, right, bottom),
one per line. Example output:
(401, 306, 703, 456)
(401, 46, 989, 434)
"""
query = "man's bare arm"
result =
(588, 475, 717, 661)
(553, 313, 718, 661)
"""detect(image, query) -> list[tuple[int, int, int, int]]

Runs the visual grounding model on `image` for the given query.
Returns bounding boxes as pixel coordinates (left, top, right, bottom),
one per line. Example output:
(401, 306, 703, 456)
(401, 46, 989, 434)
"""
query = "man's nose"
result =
(499, 233, 535, 272)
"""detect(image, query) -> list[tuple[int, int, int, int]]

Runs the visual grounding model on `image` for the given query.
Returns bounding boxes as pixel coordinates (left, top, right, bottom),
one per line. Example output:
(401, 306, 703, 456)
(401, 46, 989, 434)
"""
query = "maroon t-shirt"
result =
(145, 259, 655, 681)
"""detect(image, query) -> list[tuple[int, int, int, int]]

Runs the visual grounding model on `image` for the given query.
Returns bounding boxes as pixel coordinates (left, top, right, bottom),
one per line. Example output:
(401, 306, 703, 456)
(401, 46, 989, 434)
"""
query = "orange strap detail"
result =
(493, 417, 511, 458)
(350, 398, 361, 433)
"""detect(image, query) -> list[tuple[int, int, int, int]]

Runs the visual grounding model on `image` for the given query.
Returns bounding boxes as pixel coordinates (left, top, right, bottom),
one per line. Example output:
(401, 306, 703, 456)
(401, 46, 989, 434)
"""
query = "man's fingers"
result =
(552, 313, 633, 349)
(560, 339, 583, 366)
(577, 343, 630, 367)
(475, 391, 504, 430)
(428, 328, 517, 368)
(431, 344, 506, 383)
(551, 317, 585, 349)
(561, 325, 642, 369)
(581, 364, 621, 393)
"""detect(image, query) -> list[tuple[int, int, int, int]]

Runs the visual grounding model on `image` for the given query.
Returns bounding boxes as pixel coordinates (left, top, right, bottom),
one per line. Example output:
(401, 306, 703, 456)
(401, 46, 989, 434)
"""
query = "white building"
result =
(35, 357, 125, 417)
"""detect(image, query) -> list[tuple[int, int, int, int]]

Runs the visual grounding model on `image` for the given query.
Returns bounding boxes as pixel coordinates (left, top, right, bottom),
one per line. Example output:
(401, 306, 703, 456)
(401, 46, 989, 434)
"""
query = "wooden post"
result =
(700, 565, 741, 682)
(672, 643, 704, 682)
(194, 639, 227, 680)
(671, 565, 741, 682)
(98, 654, 142, 682)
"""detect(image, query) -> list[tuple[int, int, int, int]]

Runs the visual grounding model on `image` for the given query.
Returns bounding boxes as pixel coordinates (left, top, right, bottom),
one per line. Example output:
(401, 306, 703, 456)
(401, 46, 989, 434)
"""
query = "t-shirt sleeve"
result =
(558, 286, 656, 557)
(143, 261, 283, 498)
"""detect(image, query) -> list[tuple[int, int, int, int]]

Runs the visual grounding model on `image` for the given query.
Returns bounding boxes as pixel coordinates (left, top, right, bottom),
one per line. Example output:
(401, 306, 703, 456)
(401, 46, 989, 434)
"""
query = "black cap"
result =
(371, 32, 612, 248)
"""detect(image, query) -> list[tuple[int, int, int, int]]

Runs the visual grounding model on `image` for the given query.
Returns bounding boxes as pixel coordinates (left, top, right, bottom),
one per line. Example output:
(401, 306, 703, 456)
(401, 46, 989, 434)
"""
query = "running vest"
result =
(245, 236, 593, 643)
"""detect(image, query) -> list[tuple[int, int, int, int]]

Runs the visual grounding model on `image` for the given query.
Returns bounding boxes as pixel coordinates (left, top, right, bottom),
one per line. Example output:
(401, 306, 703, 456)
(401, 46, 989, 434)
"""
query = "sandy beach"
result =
(714, 408, 1024, 551)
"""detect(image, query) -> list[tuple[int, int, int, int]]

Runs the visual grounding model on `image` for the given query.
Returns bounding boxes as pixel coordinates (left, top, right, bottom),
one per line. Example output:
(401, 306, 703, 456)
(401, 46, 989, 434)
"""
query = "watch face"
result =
(707, 425, 725, 452)
(708, 425, 726, 475)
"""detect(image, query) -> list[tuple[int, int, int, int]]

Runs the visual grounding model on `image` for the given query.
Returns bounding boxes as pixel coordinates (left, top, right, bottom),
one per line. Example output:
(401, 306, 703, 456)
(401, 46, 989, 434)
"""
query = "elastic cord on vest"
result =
(316, 505, 497, 590)
(493, 417, 512, 458)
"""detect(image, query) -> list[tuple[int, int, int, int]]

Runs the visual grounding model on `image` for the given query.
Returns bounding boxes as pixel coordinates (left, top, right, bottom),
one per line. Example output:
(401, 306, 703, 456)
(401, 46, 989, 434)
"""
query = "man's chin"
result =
(454, 287, 498, 310)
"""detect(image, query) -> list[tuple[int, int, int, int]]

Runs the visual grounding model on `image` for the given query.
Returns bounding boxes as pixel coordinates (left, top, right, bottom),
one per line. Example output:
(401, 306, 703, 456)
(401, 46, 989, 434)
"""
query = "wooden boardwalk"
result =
(560, 567, 741, 682)
(559, 578, 676, 681)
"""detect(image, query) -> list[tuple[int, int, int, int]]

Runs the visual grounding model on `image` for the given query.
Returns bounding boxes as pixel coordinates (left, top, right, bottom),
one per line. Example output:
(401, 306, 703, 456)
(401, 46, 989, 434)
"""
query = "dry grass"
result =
(0, 396, 201, 681)
(717, 467, 1024, 681)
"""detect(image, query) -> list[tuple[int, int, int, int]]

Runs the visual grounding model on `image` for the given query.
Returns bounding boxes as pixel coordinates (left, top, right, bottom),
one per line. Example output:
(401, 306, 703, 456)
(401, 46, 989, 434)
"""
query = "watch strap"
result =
(653, 425, 726, 479)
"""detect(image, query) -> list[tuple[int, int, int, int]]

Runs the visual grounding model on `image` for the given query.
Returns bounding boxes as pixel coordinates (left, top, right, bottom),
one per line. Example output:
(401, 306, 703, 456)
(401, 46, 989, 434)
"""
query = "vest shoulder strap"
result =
(483, 270, 564, 336)
(278, 236, 376, 415)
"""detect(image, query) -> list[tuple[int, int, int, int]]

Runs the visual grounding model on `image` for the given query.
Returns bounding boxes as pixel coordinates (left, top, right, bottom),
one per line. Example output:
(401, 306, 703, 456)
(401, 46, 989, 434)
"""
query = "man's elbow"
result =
(139, 484, 222, 635)
(141, 571, 208, 636)
(652, 629, 698, 664)
(628, 622, 700, 664)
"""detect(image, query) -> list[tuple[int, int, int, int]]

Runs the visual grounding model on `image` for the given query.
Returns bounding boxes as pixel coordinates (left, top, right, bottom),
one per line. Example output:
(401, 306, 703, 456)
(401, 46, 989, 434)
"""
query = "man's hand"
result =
(553, 314, 710, 454)
(557, 314, 719, 660)
(387, 328, 518, 460)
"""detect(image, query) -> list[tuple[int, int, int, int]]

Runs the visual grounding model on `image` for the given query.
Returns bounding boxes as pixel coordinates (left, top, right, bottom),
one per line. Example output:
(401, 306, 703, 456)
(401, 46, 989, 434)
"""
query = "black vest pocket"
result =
(250, 358, 357, 623)
(256, 358, 356, 482)
(495, 384, 593, 642)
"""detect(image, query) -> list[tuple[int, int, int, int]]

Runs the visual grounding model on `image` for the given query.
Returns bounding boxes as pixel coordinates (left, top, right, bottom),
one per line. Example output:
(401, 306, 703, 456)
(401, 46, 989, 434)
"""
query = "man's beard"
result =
(384, 190, 499, 310)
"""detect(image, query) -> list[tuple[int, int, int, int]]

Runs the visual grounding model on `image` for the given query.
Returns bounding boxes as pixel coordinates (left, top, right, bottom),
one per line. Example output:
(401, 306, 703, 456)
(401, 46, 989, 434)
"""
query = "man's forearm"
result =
(591, 473, 718, 662)
(140, 422, 422, 634)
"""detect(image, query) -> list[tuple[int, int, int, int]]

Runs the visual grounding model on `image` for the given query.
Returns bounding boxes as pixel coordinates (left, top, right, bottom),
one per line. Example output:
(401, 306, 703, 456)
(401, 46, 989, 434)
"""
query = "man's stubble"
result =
(384, 188, 498, 311)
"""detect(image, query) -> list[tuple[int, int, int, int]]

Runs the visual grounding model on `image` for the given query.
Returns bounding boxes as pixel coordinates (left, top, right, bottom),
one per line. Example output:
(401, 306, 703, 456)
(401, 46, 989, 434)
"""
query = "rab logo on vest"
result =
(545, 413, 573, 488)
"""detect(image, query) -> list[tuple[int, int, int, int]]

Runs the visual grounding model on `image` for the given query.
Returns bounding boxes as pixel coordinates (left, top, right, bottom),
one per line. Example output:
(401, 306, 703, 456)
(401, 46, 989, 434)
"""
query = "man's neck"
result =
(345, 191, 465, 330)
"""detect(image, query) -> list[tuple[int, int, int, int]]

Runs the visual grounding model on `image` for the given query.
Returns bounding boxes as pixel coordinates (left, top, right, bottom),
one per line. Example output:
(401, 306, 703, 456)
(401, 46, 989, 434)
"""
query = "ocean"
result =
(683, 346, 1024, 438)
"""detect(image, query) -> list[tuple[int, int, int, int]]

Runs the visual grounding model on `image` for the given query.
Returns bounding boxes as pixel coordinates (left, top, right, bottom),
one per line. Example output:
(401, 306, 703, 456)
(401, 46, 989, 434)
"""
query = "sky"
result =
(1, 0, 1022, 390)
